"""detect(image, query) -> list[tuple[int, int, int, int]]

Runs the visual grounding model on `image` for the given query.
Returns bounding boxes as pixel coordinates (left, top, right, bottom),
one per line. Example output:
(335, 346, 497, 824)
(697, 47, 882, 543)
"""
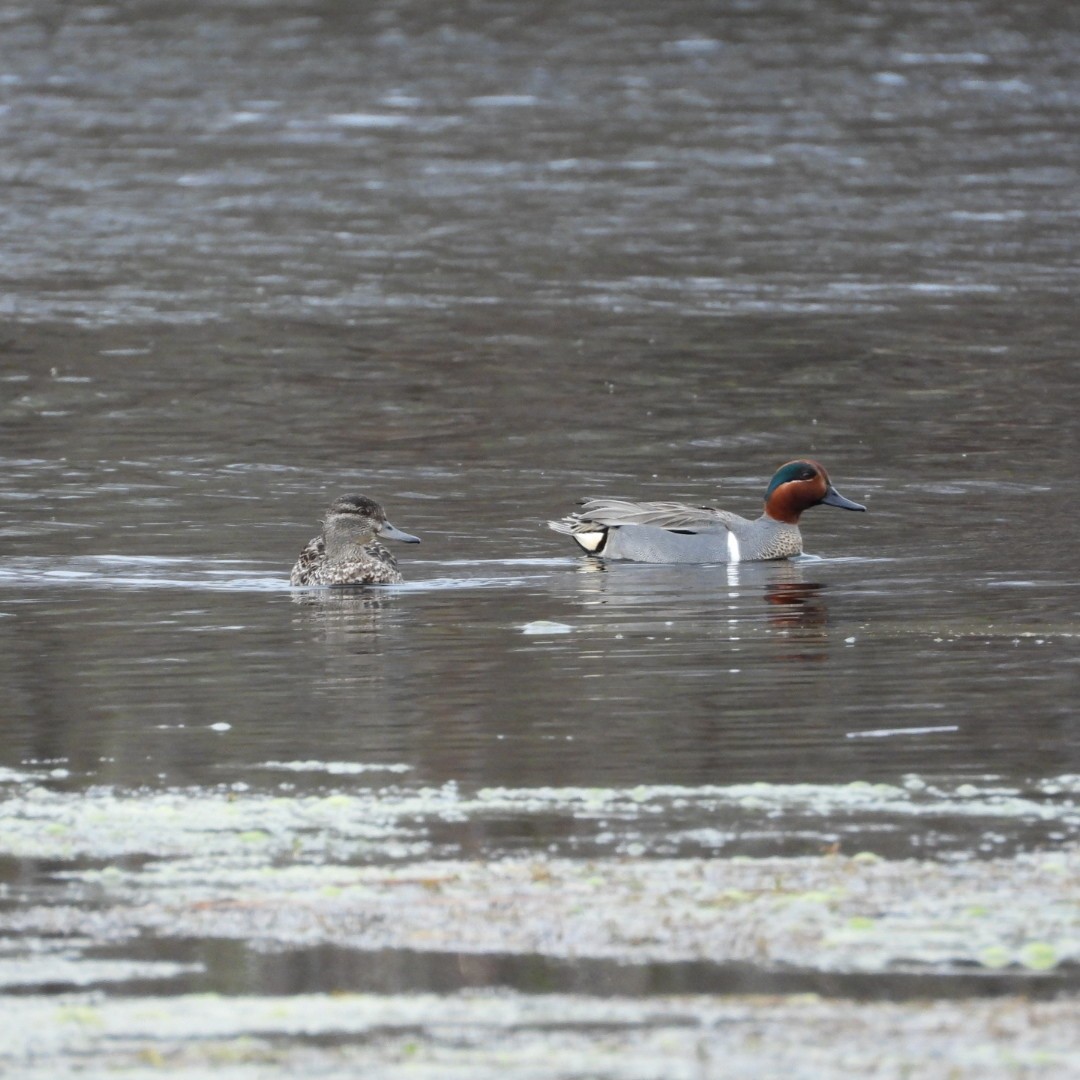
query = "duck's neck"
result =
(324, 526, 376, 561)
(762, 489, 806, 525)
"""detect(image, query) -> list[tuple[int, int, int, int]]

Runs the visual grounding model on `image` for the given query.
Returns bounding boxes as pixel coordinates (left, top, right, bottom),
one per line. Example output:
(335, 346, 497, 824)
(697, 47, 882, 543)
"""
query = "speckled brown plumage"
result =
(289, 534, 404, 585)
(289, 494, 419, 586)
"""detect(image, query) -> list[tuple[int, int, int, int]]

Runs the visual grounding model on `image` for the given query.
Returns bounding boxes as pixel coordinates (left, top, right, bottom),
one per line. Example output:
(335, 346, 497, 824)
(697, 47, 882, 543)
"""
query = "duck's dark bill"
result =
(820, 486, 866, 512)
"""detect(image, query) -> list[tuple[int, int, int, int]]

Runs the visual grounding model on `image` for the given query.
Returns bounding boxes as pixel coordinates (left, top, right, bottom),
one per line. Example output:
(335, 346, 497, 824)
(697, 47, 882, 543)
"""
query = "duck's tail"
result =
(547, 517, 607, 553)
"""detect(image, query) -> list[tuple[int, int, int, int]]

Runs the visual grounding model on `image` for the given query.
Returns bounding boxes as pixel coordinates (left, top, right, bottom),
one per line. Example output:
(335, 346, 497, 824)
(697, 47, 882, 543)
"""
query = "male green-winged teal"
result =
(290, 495, 420, 586)
(548, 459, 865, 563)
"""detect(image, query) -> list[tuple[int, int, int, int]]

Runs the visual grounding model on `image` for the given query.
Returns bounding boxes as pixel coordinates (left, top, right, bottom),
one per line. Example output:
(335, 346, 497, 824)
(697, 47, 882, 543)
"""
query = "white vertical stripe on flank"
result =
(726, 531, 741, 563)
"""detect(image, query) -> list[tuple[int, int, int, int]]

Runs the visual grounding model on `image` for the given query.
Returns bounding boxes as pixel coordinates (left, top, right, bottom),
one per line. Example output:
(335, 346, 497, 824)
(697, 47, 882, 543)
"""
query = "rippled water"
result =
(1, 0, 1078, 1072)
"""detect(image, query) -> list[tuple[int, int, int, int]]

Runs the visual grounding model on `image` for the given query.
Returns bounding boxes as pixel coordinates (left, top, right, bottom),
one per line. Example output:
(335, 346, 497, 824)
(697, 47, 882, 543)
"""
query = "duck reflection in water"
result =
(560, 558, 832, 656)
(763, 580, 828, 630)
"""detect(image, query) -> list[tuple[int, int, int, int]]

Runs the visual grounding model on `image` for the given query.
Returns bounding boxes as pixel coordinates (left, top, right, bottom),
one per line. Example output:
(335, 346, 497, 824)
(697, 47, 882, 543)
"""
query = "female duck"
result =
(548, 459, 864, 563)
(290, 495, 420, 585)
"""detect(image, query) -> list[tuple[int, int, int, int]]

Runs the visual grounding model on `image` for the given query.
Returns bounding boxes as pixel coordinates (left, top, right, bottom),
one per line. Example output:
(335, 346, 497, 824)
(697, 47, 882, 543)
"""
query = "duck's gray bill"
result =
(820, 486, 866, 512)
(381, 522, 421, 543)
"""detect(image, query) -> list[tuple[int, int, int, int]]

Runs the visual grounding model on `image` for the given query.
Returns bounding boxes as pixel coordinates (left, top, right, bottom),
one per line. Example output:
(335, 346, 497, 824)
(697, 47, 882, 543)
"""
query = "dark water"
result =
(1, 0, 1078, 1011)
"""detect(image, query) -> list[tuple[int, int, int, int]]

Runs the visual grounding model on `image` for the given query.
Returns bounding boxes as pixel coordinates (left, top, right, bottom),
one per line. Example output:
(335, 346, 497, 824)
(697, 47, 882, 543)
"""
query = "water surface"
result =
(1, 0, 1078, 1074)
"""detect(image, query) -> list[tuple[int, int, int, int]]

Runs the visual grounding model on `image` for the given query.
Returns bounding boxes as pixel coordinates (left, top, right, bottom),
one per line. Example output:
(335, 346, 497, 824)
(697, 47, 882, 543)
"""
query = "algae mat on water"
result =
(1, 773, 1077, 976)
(2, 772, 1078, 1076)
(2, 991, 1079, 1079)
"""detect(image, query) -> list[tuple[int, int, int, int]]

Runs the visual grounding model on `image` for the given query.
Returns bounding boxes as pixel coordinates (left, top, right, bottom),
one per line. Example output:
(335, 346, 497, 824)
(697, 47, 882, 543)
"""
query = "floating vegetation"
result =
(2, 771, 1077, 865)
(1, 990, 1078, 1079)
(0, 770, 1077, 985)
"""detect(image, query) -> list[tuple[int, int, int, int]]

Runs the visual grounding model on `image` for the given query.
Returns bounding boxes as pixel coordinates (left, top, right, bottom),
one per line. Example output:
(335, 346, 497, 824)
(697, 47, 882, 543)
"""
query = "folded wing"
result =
(550, 498, 739, 534)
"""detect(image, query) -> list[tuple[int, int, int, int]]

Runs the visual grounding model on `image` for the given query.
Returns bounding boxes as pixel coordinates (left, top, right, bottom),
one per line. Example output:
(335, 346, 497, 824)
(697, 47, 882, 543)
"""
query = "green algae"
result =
(846, 917, 877, 931)
(1, 771, 1077, 1005)
(3, 845, 1076, 977)
(1020, 943, 1061, 971)
(978, 946, 1013, 969)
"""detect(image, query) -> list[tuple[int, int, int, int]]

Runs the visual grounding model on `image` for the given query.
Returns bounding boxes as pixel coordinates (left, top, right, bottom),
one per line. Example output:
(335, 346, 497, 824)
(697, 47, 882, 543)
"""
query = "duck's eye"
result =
(798, 468, 817, 481)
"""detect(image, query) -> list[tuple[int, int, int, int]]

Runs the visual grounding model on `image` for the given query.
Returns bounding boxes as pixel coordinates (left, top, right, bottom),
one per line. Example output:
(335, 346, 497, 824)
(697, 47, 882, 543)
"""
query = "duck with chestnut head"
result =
(548, 459, 865, 563)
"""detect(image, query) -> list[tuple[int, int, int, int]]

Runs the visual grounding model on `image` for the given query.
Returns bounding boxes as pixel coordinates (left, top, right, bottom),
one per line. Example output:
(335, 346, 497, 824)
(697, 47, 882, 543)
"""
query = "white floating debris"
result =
(209, 722, 232, 732)
(328, 112, 412, 128)
(520, 620, 573, 635)
(846, 725, 959, 739)
(259, 760, 412, 775)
